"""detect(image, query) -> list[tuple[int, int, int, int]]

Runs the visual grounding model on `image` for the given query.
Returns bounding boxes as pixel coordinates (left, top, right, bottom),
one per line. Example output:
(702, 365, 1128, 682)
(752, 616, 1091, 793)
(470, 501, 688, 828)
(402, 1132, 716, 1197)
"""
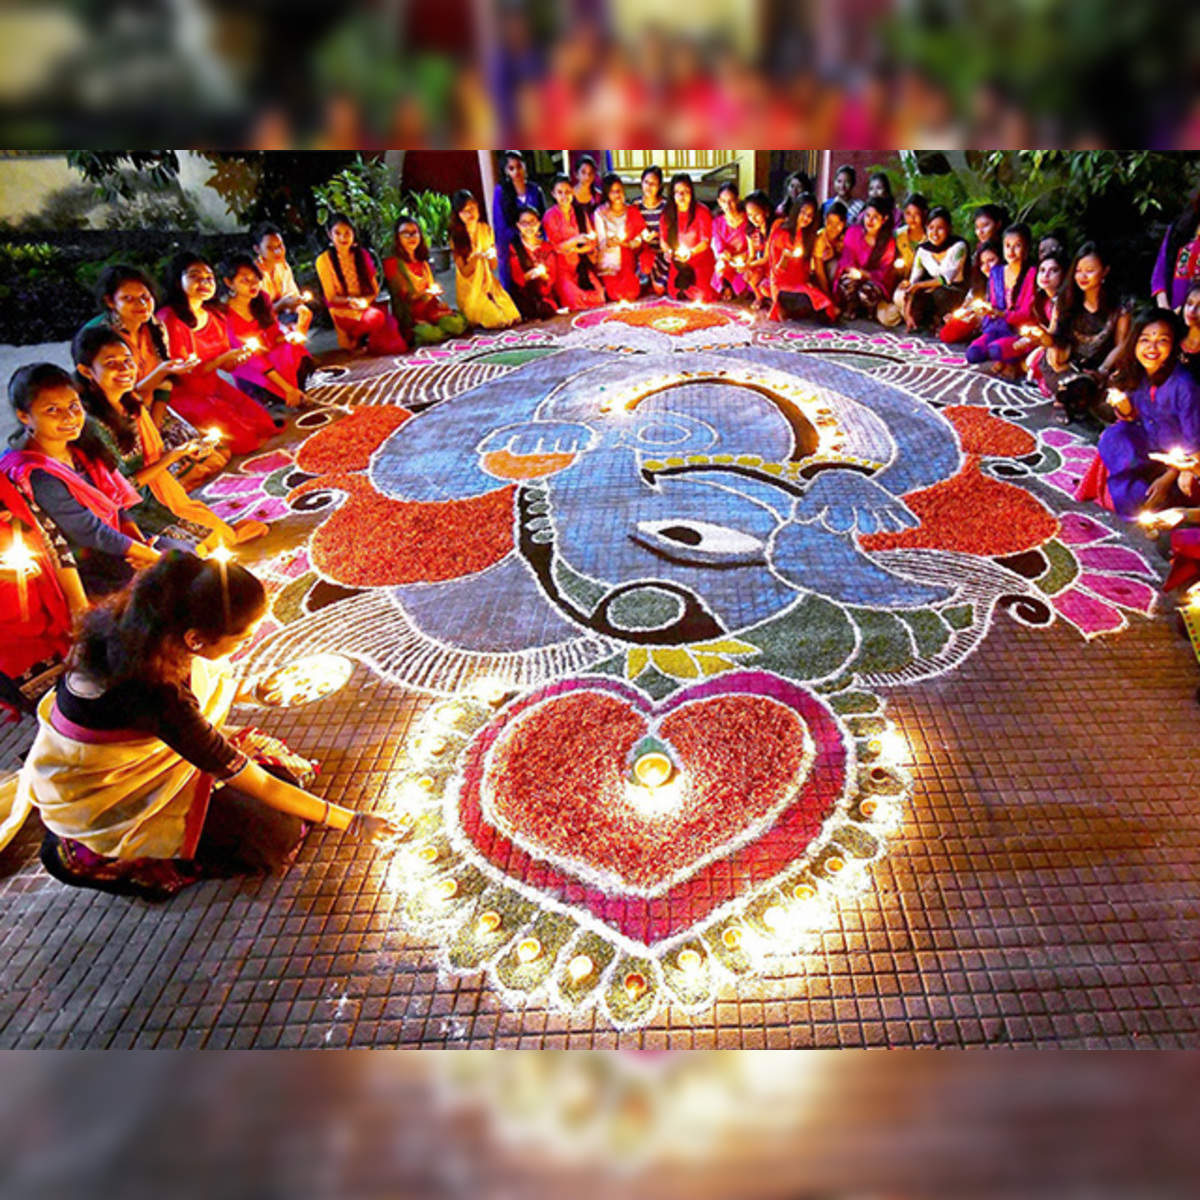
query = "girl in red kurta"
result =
(544, 175, 606, 312)
(220, 254, 314, 408)
(662, 174, 715, 302)
(767, 193, 838, 323)
(508, 207, 559, 321)
(158, 254, 277, 456)
(594, 173, 646, 303)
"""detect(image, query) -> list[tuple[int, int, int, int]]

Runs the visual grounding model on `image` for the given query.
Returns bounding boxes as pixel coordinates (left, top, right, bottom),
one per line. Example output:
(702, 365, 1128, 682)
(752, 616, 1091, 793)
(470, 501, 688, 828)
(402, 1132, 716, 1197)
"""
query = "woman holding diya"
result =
(1078, 309, 1200, 524)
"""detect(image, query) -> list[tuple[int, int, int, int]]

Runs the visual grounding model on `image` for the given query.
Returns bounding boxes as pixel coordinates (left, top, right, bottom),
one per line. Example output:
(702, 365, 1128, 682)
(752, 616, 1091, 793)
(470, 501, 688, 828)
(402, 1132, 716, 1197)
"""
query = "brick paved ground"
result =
(2, 314, 1199, 1049)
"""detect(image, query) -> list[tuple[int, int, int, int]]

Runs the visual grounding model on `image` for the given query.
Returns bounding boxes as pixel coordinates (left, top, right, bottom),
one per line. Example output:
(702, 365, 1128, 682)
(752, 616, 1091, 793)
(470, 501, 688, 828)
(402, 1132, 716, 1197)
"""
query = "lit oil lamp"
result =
(301, 290, 314, 302)
(285, 330, 308, 345)
(791, 882, 817, 903)
(433, 877, 459, 901)
(1105, 387, 1132, 415)
(1019, 324, 1043, 339)
(825, 855, 846, 875)
(516, 937, 541, 964)
(1137, 508, 1186, 531)
(676, 948, 702, 974)
(476, 910, 502, 935)
(859, 797, 879, 819)
(632, 749, 672, 789)
(1149, 447, 1200, 472)
(428, 282, 444, 296)
(207, 542, 235, 566)
(566, 954, 594, 983)
(417, 844, 440, 864)
(243, 336, 263, 353)
(623, 971, 647, 1000)
(721, 926, 743, 950)
(1, 527, 41, 621)
(252, 653, 354, 706)
(846, 268, 864, 280)
(761, 905, 788, 934)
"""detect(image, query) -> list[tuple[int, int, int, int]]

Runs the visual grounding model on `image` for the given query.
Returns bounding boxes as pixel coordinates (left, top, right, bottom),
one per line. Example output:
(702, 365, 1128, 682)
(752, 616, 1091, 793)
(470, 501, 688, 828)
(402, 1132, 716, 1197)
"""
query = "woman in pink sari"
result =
(220, 254, 314, 409)
(835, 199, 898, 322)
(712, 183, 753, 302)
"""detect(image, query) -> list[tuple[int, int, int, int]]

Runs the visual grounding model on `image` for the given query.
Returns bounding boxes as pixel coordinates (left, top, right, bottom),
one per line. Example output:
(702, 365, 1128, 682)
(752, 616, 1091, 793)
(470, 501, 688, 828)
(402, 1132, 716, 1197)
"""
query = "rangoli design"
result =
(220, 301, 1162, 1027)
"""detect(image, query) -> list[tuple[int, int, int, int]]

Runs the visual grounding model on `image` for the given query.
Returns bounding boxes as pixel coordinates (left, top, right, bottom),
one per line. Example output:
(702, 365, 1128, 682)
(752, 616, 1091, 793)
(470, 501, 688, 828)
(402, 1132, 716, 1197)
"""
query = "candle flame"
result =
(1, 528, 39, 575)
(208, 543, 235, 565)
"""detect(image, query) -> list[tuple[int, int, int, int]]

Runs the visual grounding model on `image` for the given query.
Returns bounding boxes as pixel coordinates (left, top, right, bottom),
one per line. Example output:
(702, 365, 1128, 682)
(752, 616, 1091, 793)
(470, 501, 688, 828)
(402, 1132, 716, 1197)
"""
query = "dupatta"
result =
(14, 655, 238, 860)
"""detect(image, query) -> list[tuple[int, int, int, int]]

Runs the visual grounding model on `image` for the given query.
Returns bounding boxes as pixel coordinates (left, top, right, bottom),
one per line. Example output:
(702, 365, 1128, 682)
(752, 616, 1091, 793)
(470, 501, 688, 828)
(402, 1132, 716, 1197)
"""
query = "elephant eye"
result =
(634, 519, 766, 562)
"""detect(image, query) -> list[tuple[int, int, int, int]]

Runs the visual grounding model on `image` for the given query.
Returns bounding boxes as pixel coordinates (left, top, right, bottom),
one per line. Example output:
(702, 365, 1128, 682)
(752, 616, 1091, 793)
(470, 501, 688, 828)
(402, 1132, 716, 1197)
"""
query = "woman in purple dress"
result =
(492, 150, 546, 294)
(1080, 309, 1200, 520)
(1151, 190, 1200, 311)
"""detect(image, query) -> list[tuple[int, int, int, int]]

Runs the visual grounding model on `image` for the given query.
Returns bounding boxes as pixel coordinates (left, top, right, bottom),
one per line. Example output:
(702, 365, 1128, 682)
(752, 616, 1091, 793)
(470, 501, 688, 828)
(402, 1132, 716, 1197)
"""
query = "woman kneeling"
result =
(17, 551, 396, 901)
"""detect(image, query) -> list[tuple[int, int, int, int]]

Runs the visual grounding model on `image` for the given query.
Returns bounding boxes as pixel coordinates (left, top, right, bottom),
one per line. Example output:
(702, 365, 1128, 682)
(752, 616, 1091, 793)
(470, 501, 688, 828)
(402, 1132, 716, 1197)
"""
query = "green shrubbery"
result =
(0, 233, 328, 346)
(876, 151, 1200, 296)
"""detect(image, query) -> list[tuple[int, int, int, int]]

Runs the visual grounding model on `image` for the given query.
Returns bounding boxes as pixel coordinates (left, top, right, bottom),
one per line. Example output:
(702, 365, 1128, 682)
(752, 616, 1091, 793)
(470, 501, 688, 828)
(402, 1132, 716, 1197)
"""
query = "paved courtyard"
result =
(2, 301, 1199, 1049)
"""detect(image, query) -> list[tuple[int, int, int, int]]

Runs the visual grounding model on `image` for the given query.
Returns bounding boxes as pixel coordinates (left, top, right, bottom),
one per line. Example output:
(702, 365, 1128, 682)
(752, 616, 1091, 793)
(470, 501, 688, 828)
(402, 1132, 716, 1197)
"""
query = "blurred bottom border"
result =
(1, 1049, 1197, 1198)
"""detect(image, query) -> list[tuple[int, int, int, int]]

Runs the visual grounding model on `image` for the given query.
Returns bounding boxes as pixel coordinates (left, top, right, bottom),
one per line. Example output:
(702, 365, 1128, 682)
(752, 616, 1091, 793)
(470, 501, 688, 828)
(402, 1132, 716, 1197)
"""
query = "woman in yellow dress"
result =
(450, 190, 521, 330)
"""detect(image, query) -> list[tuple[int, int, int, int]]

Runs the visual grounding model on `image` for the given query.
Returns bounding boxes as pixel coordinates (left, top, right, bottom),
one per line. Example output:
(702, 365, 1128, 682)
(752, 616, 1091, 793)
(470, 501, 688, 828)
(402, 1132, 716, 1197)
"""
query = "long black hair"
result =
(498, 151, 536, 228)
(72, 549, 267, 687)
(71, 325, 143, 457)
(662, 173, 702, 250)
(510, 205, 542, 274)
(162, 252, 218, 329)
(549, 175, 600, 291)
(1001, 221, 1034, 306)
(1111, 305, 1184, 391)
(860, 200, 896, 272)
(95, 264, 169, 360)
(219, 253, 274, 329)
(1051, 240, 1117, 347)
(322, 213, 375, 296)
(969, 238, 1002, 298)
(782, 192, 820, 259)
(392, 214, 430, 264)
(7, 362, 117, 469)
(449, 190, 485, 260)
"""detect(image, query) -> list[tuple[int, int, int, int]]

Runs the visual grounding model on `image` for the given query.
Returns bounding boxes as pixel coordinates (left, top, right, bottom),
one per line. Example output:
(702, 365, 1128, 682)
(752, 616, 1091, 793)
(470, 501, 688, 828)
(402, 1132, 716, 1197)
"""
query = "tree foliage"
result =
(65, 152, 181, 203)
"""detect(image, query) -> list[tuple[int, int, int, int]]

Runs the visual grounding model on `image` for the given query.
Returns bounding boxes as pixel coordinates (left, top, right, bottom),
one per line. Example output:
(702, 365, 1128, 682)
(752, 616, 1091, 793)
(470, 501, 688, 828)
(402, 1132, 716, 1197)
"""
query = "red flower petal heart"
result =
(452, 672, 850, 949)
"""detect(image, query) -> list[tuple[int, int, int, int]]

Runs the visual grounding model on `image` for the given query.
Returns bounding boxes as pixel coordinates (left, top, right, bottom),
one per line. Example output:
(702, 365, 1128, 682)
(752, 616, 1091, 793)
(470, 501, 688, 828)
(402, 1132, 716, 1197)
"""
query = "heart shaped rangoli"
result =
(451, 672, 850, 949)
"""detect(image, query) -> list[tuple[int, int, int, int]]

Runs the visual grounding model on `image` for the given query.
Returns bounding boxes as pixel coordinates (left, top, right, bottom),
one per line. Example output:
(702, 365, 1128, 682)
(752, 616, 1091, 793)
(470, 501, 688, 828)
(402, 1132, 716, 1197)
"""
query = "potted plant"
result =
(406, 190, 453, 274)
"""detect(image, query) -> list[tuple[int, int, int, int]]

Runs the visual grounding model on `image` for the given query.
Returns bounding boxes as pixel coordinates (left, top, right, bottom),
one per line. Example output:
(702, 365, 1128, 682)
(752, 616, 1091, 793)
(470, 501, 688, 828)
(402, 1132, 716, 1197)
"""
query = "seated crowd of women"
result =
(4, 166, 1200, 902)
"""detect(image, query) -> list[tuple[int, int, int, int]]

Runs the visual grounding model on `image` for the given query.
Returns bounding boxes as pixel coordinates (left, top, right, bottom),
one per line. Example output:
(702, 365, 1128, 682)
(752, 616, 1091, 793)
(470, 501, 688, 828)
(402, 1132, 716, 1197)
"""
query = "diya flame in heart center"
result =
(478, 688, 816, 895)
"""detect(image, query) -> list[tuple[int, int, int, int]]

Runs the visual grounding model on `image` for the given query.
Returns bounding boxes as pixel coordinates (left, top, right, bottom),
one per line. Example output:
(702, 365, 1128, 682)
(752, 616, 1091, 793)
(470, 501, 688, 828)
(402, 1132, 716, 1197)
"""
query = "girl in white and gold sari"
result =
(11, 551, 396, 900)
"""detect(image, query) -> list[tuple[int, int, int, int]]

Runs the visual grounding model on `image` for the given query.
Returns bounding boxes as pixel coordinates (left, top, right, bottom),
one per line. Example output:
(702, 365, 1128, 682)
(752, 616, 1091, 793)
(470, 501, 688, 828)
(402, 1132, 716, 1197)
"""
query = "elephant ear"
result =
(287, 474, 518, 587)
(295, 406, 412, 474)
